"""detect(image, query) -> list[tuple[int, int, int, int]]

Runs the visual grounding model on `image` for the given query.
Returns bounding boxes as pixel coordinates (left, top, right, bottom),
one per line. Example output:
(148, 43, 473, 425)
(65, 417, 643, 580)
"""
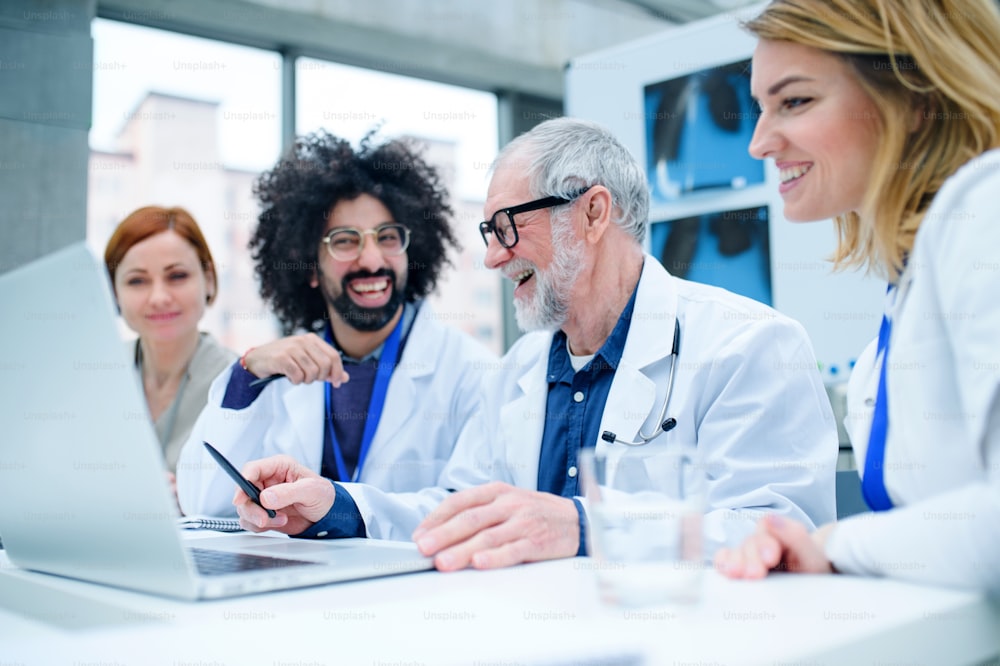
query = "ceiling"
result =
(615, 0, 763, 22)
(97, 0, 762, 99)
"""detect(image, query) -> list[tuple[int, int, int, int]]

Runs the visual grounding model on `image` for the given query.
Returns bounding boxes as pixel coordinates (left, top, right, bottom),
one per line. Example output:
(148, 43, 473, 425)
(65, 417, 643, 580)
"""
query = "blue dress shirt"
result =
(536, 286, 636, 555)
(537, 288, 636, 497)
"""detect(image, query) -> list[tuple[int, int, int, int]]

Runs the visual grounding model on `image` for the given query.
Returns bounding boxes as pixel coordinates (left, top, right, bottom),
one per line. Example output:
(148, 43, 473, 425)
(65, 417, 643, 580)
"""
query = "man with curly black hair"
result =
(177, 130, 496, 520)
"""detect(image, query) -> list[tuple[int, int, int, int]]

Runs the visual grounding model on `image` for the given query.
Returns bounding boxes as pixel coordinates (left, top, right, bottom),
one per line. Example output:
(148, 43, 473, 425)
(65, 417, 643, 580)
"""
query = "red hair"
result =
(104, 206, 219, 303)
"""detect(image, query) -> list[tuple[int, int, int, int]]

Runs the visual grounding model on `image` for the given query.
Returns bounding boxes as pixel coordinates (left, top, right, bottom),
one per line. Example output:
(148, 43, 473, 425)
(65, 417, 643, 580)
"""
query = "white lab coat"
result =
(828, 149, 1000, 593)
(176, 303, 497, 517)
(346, 257, 839, 553)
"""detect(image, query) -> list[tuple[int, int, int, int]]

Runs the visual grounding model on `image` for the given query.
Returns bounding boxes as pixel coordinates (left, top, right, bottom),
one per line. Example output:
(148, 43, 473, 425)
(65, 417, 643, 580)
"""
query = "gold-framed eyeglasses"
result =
(321, 223, 411, 261)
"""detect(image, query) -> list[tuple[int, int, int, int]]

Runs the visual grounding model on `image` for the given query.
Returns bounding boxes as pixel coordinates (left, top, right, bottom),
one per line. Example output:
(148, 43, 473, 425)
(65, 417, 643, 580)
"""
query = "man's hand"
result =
(234, 455, 336, 535)
(242, 334, 349, 386)
(714, 514, 836, 579)
(411, 482, 580, 571)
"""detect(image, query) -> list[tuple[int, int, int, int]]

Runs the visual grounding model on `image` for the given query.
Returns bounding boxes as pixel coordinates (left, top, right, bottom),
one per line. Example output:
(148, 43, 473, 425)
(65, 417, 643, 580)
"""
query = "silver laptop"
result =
(0, 242, 432, 600)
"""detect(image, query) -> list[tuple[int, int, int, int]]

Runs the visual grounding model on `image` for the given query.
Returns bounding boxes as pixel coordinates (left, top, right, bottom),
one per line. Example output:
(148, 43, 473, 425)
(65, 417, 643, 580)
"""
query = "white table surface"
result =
(1, 541, 997, 666)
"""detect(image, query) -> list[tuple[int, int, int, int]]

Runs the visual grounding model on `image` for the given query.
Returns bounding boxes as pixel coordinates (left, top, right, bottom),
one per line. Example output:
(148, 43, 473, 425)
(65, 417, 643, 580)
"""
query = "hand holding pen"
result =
(240, 333, 349, 388)
(203, 442, 277, 519)
(230, 453, 337, 536)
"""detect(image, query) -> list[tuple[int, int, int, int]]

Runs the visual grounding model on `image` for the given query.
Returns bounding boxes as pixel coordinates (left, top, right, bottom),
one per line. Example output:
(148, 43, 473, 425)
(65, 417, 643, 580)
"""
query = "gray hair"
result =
(494, 117, 649, 244)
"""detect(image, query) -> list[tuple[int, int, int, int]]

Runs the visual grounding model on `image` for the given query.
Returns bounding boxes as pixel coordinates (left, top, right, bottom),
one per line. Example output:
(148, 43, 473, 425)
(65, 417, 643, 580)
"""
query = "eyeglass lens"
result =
(325, 225, 409, 260)
(491, 212, 514, 247)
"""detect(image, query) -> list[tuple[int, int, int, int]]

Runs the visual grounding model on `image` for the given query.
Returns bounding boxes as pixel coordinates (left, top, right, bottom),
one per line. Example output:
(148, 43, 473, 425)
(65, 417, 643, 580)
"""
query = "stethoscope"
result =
(601, 317, 680, 446)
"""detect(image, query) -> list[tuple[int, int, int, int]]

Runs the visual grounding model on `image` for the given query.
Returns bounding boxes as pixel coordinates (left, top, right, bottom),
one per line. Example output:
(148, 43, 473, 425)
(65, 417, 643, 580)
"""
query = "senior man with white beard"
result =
(232, 117, 838, 571)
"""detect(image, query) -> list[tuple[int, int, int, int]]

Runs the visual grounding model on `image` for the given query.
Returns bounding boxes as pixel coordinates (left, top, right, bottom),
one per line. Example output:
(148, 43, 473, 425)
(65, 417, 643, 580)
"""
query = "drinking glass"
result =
(579, 447, 705, 607)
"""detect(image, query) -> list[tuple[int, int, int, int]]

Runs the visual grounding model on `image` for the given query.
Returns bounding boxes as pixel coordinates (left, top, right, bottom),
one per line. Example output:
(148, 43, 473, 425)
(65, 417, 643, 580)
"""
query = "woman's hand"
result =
(714, 515, 836, 579)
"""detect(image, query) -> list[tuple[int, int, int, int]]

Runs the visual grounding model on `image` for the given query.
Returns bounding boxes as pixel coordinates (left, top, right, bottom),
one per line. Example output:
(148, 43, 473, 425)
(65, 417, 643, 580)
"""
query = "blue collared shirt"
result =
(536, 286, 636, 554)
(536, 287, 636, 497)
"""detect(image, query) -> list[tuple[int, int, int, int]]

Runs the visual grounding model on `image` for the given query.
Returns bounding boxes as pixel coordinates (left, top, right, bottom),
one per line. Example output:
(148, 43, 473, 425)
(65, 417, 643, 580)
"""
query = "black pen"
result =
(245, 346, 346, 389)
(202, 441, 277, 518)
(248, 373, 283, 388)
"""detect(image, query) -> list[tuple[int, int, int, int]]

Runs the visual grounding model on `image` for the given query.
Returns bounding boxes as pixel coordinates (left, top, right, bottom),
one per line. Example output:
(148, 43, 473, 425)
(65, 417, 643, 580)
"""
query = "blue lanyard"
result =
(862, 285, 895, 512)
(324, 315, 403, 483)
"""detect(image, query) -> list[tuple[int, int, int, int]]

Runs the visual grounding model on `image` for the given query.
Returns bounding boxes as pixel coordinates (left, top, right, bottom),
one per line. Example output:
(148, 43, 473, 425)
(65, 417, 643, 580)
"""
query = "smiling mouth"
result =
(779, 164, 812, 184)
(147, 312, 180, 322)
(510, 269, 534, 288)
(348, 277, 391, 300)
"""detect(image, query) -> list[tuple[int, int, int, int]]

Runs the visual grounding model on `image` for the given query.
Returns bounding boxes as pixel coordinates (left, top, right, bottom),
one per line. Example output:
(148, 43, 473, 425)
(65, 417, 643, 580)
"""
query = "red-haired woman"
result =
(104, 206, 236, 500)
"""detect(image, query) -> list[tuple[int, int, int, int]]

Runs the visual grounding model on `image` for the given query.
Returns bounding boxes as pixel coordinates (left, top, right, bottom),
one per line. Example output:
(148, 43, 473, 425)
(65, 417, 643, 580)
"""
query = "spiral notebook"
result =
(177, 515, 244, 532)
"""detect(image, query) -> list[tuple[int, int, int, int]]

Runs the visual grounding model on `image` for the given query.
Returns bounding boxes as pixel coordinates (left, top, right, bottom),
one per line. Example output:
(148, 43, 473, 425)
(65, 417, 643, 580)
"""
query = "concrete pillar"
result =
(0, 0, 95, 274)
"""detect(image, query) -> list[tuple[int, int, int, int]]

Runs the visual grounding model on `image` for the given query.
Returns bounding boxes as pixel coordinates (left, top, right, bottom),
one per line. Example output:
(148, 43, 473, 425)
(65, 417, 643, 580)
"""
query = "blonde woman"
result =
(715, 0, 1000, 593)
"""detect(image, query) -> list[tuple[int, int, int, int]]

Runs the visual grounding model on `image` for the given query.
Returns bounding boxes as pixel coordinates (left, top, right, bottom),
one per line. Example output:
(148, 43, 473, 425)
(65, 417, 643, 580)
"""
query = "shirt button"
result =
(864, 398, 875, 407)
(568, 466, 578, 478)
(573, 391, 585, 403)
(316, 531, 328, 538)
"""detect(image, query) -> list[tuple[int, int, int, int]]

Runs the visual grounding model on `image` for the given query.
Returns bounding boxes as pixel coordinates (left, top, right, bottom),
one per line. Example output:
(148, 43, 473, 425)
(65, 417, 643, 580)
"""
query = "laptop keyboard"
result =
(190, 547, 320, 577)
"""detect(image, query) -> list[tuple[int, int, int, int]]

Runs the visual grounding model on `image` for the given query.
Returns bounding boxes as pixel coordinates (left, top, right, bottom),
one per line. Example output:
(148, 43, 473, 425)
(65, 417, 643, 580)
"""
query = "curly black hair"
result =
(251, 129, 458, 334)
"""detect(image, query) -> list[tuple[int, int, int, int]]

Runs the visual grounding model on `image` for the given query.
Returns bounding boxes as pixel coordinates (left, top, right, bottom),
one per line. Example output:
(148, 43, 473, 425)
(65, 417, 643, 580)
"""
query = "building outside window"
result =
(88, 19, 502, 355)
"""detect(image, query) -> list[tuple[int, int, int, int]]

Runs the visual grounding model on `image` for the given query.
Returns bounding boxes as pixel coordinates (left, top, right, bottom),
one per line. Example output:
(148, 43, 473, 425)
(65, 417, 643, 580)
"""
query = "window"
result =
(88, 18, 282, 353)
(89, 20, 503, 355)
(297, 58, 502, 353)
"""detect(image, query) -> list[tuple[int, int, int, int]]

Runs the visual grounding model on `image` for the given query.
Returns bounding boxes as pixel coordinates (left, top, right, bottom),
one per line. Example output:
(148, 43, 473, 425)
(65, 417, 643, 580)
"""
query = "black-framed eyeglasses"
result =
(321, 223, 411, 261)
(479, 187, 591, 249)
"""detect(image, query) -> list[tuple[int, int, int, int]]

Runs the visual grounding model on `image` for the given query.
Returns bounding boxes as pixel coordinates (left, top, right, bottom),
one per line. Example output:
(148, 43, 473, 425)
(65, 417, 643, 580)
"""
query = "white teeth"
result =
(351, 278, 389, 293)
(780, 164, 811, 183)
(509, 269, 534, 285)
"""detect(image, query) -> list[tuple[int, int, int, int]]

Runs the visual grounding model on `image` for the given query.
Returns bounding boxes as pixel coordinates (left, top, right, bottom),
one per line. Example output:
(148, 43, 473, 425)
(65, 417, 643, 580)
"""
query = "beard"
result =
(511, 214, 584, 332)
(322, 267, 406, 333)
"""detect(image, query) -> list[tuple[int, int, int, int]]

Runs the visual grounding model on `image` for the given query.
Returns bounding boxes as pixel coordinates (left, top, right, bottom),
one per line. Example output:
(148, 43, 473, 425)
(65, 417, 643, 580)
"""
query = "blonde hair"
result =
(745, 0, 1000, 278)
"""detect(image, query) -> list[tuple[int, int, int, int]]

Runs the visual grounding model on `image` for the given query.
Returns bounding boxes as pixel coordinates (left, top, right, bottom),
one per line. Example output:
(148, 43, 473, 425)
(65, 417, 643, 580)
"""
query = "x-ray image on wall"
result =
(651, 205, 772, 305)
(645, 60, 763, 203)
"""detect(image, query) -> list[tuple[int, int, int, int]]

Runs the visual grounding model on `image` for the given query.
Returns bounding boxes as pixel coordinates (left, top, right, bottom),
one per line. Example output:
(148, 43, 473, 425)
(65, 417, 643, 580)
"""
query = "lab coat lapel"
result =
(499, 340, 550, 487)
(600, 257, 679, 448)
(283, 381, 325, 471)
(367, 308, 435, 454)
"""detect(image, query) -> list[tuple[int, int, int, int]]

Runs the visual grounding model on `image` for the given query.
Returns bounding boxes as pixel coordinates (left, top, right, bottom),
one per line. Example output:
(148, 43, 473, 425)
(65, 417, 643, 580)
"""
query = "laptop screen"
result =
(0, 243, 200, 597)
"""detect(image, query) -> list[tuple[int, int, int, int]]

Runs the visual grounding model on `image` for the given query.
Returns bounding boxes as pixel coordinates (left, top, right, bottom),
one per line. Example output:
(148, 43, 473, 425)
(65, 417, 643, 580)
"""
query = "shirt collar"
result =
(546, 284, 638, 382)
(332, 301, 417, 365)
